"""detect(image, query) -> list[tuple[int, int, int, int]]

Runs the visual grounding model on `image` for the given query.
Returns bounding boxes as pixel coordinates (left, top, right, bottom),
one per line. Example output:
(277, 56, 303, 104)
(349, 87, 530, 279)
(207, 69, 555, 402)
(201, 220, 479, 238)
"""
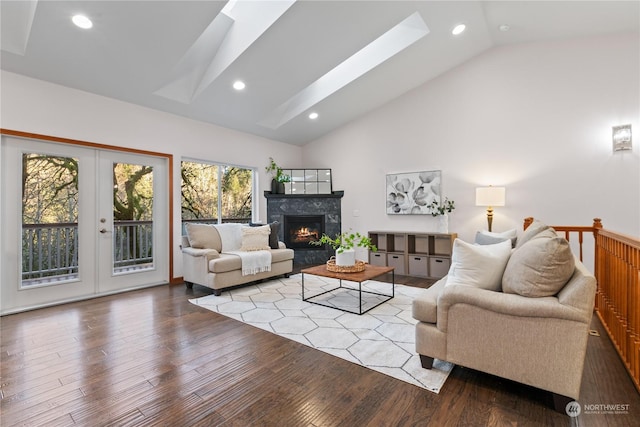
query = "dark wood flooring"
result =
(1, 271, 639, 426)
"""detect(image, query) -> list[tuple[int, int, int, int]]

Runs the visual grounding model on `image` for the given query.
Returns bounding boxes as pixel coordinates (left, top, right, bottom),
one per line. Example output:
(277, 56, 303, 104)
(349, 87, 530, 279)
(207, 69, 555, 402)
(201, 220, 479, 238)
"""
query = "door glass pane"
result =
(112, 163, 154, 273)
(21, 153, 79, 287)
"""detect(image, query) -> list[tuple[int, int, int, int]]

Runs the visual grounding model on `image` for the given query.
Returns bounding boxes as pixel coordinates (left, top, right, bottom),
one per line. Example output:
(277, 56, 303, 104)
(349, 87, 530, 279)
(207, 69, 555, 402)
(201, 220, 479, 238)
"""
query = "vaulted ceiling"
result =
(2, 1, 638, 145)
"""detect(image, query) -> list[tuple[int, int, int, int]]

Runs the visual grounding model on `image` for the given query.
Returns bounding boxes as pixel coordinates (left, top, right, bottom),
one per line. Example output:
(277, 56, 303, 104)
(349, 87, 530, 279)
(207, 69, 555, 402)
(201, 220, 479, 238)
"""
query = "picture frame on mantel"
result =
(386, 170, 441, 215)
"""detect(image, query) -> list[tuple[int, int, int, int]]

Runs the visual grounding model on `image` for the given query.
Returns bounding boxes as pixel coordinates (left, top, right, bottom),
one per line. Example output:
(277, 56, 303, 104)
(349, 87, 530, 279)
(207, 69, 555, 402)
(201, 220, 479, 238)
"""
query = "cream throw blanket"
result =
(214, 224, 272, 276)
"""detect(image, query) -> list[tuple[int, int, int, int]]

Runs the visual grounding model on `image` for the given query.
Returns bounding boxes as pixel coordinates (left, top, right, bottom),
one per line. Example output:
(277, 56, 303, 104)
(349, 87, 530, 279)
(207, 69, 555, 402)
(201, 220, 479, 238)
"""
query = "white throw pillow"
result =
(445, 239, 512, 291)
(240, 225, 271, 251)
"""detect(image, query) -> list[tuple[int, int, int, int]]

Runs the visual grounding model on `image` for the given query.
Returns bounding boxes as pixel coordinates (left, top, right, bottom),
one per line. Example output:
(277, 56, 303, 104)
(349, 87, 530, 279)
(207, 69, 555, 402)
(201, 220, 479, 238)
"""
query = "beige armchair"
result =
(412, 222, 597, 412)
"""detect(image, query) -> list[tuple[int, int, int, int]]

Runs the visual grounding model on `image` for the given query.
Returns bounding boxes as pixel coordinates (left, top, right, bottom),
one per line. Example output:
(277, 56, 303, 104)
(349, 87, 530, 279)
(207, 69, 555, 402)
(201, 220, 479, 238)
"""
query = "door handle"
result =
(99, 228, 110, 234)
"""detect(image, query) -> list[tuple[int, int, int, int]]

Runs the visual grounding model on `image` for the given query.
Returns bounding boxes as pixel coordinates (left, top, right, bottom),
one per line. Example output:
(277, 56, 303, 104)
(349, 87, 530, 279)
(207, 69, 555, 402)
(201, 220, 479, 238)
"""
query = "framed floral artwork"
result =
(386, 170, 441, 215)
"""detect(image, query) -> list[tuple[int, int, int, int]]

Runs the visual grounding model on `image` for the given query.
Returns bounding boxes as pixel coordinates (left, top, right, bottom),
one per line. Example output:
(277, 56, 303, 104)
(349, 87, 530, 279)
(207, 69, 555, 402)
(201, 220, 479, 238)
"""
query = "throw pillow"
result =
(475, 229, 517, 247)
(185, 223, 221, 250)
(445, 239, 512, 291)
(516, 220, 549, 249)
(240, 225, 271, 251)
(268, 221, 280, 249)
(502, 236, 575, 297)
(249, 221, 280, 249)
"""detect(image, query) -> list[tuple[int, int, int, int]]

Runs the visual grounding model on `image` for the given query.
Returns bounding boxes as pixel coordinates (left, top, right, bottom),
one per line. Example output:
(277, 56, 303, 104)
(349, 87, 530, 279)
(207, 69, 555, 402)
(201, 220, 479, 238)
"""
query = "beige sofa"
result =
(181, 222, 294, 295)
(412, 221, 596, 411)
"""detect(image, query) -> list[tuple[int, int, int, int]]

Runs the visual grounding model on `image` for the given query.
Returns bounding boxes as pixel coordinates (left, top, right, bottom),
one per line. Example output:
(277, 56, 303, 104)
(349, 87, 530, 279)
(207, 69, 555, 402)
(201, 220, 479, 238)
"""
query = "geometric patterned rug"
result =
(189, 273, 453, 393)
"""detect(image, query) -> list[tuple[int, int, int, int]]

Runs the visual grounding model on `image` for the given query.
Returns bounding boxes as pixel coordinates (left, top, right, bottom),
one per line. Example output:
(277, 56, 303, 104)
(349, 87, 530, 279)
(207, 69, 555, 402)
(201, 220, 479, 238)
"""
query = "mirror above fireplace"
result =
(280, 169, 332, 195)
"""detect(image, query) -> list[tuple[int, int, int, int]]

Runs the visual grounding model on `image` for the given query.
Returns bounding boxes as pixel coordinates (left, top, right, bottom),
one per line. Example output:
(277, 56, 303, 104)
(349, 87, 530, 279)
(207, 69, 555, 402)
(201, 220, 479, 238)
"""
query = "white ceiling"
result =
(2, 1, 638, 145)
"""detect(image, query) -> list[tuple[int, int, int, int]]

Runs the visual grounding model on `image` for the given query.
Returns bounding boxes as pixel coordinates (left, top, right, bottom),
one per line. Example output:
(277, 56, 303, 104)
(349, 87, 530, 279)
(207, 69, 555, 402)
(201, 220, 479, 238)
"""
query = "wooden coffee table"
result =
(300, 264, 394, 315)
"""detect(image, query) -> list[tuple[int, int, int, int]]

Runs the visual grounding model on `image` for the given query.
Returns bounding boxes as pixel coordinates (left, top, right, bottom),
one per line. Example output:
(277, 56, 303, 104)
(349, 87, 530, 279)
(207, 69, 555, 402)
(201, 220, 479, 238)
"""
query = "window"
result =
(181, 160, 254, 224)
(22, 153, 79, 285)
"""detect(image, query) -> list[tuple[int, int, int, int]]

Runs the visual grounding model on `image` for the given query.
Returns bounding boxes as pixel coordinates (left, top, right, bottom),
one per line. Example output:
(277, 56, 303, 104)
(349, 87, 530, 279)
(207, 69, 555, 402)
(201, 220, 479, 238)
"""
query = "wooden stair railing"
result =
(524, 217, 640, 393)
(595, 229, 640, 394)
(523, 217, 602, 263)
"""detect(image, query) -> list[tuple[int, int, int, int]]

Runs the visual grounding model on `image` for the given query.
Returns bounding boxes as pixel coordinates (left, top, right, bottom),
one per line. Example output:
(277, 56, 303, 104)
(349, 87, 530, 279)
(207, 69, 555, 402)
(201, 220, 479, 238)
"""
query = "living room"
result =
(1, 1, 639, 425)
(2, 6, 638, 267)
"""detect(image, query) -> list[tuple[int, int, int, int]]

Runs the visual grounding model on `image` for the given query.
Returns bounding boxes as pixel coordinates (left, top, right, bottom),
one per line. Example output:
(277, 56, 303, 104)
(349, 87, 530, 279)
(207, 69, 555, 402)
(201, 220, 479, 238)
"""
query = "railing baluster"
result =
(37, 228, 43, 279)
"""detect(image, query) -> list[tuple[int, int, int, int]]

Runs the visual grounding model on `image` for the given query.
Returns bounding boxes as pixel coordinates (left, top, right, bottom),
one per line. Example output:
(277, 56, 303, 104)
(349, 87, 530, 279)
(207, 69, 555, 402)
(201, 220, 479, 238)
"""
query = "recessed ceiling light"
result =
(233, 80, 246, 91)
(499, 24, 510, 32)
(308, 112, 319, 120)
(72, 14, 93, 29)
(452, 23, 466, 35)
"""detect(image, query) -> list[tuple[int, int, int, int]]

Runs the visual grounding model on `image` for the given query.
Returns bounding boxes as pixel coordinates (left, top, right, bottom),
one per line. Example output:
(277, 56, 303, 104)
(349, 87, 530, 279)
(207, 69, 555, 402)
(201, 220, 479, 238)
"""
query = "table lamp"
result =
(476, 186, 506, 232)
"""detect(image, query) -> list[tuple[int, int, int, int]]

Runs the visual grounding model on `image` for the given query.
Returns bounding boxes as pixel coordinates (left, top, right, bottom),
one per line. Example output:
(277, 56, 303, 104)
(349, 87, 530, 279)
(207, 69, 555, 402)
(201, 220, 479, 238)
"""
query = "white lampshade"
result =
(476, 186, 506, 207)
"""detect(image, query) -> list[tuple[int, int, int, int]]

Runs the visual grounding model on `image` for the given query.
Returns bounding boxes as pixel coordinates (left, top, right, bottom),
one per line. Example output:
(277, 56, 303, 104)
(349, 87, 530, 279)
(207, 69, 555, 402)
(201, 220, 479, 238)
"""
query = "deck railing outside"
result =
(22, 221, 155, 284)
(22, 222, 79, 282)
(22, 217, 252, 284)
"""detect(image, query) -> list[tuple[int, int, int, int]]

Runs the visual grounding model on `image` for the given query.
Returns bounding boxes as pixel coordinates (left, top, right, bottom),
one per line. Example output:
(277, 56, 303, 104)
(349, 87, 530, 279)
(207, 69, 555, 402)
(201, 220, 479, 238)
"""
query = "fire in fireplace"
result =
(283, 215, 324, 250)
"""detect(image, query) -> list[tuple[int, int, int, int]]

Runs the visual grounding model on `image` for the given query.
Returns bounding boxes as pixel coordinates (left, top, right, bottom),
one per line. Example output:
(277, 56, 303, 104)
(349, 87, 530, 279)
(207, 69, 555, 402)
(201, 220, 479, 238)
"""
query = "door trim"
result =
(0, 128, 175, 282)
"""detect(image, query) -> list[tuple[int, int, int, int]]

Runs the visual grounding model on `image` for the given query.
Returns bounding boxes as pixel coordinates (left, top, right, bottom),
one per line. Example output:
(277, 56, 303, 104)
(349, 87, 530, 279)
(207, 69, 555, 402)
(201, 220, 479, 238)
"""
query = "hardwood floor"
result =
(1, 273, 639, 426)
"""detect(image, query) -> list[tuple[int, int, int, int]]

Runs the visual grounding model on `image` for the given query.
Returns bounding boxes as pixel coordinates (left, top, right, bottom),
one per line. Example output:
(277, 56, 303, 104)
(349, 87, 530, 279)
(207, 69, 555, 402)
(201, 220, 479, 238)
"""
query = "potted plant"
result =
(265, 157, 291, 194)
(311, 231, 377, 266)
(428, 197, 455, 233)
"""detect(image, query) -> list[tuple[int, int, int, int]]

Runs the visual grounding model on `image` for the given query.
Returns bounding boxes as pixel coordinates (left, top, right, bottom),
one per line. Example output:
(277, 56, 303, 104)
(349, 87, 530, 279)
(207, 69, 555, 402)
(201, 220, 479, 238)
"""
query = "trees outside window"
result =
(181, 160, 253, 223)
(21, 154, 156, 282)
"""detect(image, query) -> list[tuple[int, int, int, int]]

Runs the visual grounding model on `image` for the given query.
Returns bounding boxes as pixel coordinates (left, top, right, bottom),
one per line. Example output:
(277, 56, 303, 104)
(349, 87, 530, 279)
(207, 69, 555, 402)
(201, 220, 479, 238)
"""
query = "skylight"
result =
(155, 0, 296, 103)
(258, 12, 430, 130)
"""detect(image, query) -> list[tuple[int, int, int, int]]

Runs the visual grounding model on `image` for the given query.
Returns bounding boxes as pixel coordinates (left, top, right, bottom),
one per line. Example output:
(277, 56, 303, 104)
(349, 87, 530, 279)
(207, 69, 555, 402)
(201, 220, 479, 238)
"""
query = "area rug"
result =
(189, 273, 453, 393)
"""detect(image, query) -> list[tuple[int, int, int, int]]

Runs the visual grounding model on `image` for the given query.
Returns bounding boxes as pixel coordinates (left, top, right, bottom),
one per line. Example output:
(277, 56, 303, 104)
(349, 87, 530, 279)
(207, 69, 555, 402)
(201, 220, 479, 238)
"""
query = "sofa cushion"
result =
(271, 248, 295, 263)
(475, 229, 517, 247)
(516, 220, 549, 249)
(502, 235, 575, 297)
(185, 223, 222, 251)
(209, 254, 242, 273)
(250, 221, 281, 249)
(445, 239, 512, 291)
(240, 225, 271, 251)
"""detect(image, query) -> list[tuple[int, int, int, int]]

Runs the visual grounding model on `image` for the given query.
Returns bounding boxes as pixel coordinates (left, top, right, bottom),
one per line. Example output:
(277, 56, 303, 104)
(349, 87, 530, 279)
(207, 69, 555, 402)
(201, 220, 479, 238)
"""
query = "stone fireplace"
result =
(265, 191, 343, 265)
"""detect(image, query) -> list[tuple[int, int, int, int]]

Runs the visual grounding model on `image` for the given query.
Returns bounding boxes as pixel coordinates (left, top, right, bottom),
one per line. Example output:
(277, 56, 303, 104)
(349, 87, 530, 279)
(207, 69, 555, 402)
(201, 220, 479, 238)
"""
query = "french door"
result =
(1, 137, 169, 314)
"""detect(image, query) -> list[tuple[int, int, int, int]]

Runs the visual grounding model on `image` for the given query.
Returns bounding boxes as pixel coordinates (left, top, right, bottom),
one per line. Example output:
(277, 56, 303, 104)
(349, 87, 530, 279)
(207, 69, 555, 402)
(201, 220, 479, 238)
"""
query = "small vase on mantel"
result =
(437, 213, 449, 234)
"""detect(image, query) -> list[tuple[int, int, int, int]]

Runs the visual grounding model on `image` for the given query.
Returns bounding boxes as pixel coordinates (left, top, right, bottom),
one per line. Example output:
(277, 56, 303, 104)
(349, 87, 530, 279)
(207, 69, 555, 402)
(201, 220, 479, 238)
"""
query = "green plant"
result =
(265, 157, 290, 183)
(310, 231, 377, 253)
(429, 197, 455, 217)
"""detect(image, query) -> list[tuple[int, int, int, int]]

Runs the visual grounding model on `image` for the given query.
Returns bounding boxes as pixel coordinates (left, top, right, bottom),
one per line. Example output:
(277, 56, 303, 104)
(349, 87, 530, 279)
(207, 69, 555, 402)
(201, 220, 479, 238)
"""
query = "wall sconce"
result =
(613, 124, 632, 152)
(476, 186, 506, 232)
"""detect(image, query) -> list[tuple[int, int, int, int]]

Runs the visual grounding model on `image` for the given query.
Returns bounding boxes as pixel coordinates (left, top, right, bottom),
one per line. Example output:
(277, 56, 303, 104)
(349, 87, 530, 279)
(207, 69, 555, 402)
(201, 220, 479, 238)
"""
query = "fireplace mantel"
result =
(264, 191, 344, 199)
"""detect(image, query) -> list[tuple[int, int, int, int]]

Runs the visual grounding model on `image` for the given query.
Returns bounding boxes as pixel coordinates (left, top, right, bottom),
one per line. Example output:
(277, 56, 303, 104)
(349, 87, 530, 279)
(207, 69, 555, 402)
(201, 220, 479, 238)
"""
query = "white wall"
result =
(2, 32, 638, 279)
(303, 33, 640, 261)
(0, 71, 303, 278)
